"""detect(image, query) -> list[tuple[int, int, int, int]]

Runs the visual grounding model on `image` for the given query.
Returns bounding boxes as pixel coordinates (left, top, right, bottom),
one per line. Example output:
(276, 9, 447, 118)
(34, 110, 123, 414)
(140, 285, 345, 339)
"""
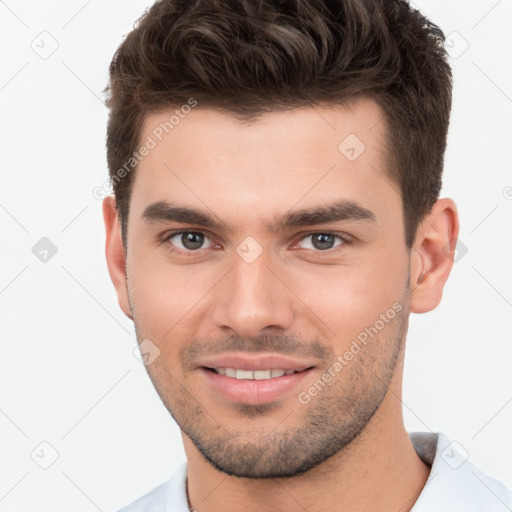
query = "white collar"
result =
(410, 431, 512, 511)
(129, 431, 512, 511)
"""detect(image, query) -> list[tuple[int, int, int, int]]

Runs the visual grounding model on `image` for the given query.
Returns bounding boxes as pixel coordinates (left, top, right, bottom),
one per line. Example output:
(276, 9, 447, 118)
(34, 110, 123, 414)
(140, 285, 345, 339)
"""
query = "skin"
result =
(103, 97, 459, 512)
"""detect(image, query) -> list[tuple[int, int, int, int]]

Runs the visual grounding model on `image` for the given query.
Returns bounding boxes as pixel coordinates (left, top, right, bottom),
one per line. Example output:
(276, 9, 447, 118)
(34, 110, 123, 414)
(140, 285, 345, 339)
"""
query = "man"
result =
(102, 0, 512, 510)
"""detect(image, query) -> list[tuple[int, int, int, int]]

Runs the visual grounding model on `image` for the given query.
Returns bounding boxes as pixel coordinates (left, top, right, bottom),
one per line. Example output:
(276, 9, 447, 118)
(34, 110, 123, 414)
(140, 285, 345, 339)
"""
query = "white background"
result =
(1, 1, 511, 510)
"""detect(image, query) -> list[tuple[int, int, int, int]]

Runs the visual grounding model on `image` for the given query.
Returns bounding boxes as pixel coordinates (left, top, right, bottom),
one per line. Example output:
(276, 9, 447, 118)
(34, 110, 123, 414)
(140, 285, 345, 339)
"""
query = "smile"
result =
(212, 368, 298, 379)
(201, 366, 314, 405)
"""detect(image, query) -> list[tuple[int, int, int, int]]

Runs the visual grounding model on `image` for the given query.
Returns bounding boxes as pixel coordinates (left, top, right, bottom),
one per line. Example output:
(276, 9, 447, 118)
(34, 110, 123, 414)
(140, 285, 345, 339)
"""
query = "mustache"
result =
(180, 333, 333, 370)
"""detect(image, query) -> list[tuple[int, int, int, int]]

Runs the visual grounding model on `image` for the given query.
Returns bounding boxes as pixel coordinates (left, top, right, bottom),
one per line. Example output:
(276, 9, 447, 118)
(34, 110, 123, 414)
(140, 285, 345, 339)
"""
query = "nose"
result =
(211, 249, 295, 339)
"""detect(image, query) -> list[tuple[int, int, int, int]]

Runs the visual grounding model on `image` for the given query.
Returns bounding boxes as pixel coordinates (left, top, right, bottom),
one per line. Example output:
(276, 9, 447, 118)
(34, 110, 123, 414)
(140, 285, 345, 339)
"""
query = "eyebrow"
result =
(141, 199, 377, 233)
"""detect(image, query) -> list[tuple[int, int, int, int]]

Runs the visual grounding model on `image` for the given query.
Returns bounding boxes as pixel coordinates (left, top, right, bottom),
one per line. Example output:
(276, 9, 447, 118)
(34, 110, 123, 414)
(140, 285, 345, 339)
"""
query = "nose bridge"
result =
(212, 247, 294, 337)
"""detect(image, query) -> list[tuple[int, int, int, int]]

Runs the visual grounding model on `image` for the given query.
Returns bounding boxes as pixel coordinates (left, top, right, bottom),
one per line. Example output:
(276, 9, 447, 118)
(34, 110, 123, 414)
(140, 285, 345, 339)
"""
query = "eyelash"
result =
(161, 230, 352, 257)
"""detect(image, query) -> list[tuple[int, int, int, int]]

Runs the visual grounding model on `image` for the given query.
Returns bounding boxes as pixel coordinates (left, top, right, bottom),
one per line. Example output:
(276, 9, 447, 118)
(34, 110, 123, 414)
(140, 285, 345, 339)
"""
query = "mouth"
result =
(200, 365, 315, 405)
(204, 367, 309, 380)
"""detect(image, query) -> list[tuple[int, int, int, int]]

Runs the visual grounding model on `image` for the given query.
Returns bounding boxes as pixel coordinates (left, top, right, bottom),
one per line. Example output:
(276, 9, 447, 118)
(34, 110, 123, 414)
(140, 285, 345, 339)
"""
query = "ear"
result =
(102, 195, 132, 320)
(409, 198, 460, 314)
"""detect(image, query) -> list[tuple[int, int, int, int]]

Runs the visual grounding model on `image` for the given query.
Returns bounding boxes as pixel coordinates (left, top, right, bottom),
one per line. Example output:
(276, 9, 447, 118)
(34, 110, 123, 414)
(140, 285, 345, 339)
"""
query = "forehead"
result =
(130, 98, 399, 231)
(139, 97, 386, 162)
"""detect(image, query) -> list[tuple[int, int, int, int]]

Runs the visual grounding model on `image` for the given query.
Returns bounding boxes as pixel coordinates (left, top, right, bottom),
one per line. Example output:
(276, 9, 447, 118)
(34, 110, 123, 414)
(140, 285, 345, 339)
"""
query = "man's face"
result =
(124, 98, 412, 478)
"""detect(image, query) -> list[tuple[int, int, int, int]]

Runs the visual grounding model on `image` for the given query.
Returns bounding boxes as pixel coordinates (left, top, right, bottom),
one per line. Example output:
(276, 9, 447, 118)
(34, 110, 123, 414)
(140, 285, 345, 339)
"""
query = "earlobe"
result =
(410, 198, 460, 314)
(102, 195, 132, 319)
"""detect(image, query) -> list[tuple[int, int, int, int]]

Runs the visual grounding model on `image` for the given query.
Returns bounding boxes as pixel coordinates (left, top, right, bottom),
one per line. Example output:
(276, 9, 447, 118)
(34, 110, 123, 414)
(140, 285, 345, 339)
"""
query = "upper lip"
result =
(197, 353, 315, 372)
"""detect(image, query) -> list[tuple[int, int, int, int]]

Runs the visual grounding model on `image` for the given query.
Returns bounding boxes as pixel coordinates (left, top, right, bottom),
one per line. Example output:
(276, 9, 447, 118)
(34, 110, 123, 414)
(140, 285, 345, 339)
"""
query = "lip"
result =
(197, 353, 316, 405)
(199, 367, 315, 406)
(196, 353, 315, 372)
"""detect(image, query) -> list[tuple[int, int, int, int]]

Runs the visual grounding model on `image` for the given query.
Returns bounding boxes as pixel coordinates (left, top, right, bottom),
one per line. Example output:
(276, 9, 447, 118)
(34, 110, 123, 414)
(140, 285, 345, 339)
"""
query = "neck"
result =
(184, 360, 431, 512)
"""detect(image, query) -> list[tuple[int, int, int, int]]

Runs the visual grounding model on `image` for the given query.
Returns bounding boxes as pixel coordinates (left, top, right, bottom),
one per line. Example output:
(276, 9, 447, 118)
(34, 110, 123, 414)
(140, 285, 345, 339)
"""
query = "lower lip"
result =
(200, 368, 313, 405)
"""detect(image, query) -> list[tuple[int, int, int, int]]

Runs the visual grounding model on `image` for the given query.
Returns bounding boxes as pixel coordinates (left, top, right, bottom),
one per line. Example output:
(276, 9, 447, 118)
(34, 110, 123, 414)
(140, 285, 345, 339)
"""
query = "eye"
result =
(295, 232, 348, 251)
(161, 230, 350, 257)
(164, 230, 216, 252)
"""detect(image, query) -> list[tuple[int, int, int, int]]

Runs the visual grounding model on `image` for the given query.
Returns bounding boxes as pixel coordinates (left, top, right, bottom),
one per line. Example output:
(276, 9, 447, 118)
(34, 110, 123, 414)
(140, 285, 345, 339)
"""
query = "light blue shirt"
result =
(117, 432, 512, 511)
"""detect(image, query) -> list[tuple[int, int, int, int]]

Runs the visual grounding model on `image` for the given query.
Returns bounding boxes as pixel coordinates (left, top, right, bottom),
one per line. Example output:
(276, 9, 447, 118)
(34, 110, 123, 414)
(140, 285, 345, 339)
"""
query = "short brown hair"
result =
(104, 0, 452, 250)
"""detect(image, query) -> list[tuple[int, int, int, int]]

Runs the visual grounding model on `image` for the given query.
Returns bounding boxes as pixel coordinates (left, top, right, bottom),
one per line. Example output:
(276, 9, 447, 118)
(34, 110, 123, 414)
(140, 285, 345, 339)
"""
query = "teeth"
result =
(214, 368, 297, 380)
(235, 369, 253, 380)
(254, 370, 271, 380)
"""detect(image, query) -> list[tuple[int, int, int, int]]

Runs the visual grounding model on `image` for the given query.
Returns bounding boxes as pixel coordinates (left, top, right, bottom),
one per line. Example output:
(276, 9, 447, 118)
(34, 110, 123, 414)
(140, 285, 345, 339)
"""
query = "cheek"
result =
(127, 254, 216, 335)
(284, 256, 407, 339)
